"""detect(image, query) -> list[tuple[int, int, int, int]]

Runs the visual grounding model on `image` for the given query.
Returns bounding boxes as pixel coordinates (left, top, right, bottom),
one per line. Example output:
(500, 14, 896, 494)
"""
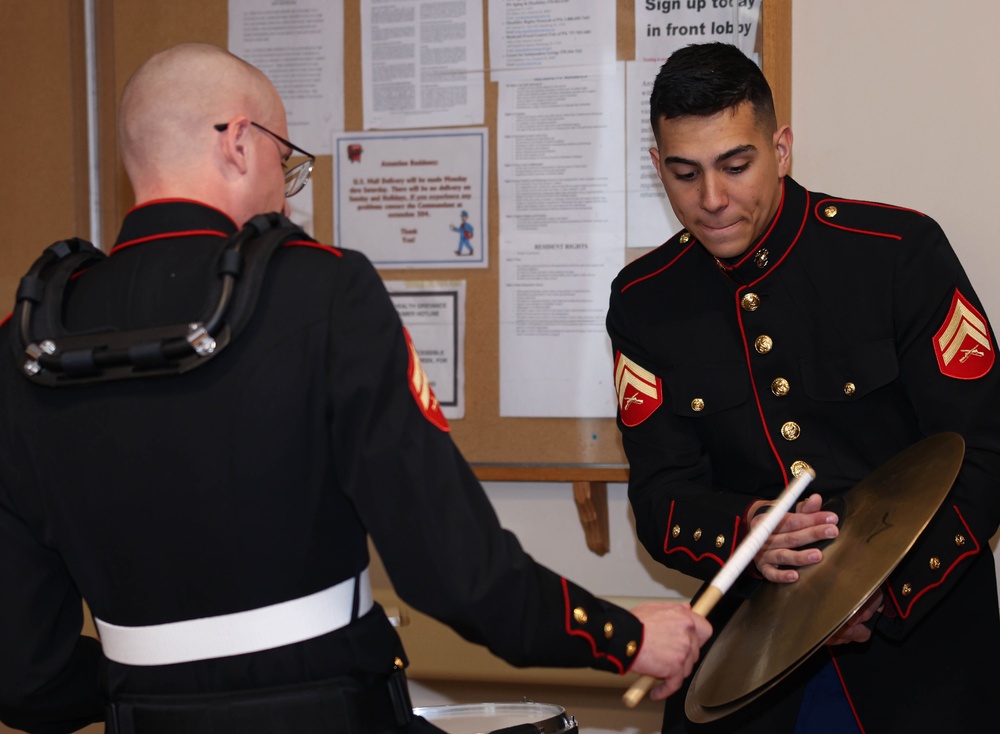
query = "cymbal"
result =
(685, 432, 965, 723)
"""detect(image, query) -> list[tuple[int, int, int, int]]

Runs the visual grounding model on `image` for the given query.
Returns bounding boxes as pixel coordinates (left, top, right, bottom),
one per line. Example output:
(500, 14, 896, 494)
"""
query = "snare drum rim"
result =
(412, 702, 572, 734)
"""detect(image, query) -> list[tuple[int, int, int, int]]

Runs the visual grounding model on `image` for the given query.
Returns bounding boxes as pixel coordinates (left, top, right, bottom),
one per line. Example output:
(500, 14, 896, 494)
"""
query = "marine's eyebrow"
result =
(664, 144, 758, 167)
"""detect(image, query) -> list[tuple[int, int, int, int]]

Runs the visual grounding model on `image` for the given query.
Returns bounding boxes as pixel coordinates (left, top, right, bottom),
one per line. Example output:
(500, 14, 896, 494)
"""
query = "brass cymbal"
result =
(685, 432, 965, 723)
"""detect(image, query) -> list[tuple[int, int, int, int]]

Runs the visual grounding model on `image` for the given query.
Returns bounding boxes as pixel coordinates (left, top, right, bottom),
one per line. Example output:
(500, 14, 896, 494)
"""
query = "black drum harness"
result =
(13, 212, 304, 387)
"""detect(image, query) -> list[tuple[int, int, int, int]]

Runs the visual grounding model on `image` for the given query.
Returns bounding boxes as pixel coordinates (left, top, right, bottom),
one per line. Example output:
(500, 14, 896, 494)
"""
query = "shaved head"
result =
(119, 43, 284, 210)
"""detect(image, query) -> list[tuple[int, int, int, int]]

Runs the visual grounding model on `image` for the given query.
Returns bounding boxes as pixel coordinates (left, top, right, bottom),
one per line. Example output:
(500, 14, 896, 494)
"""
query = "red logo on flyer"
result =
(614, 351, 663, 427)
(934, 289, 994, 379)
(405, 329, 450, 431)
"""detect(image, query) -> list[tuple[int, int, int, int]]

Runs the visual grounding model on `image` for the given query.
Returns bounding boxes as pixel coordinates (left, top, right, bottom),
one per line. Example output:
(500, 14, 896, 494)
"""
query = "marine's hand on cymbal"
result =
(827, 589, 884, 645)
(629, 602, 713, 701)
(751, 493, 840, 584)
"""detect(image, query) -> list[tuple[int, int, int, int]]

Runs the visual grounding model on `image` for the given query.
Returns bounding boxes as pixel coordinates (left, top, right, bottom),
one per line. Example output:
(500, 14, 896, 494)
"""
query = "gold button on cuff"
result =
(671, 525, 681, 538)
(625, 641, 638, 657)
(790, 460, 813, 477)
(901, 583, 913, 596)
(929, 557, 941, 571)
(771, 377, 790, 397)
(741, 293, 761, 312)
(844, 382, 856, 396)
(394, 657, 405, 669)
(715, 534, 725, 548)
(955, 534, 967, 547)
(604, 622, 614, 639)
(823, 205, 838, 218)
(691, 398, 705, 412)
(754, 248, 769, 268)
(780, 422, 801, 441)
(693, 528, 703, 541)
(573, 607, 588, 624)
(754, 335, 773, 354)
(679, 232, 691, 244)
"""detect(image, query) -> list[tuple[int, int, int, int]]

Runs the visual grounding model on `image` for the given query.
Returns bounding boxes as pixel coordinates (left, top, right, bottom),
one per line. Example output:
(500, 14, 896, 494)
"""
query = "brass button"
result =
(625, 641, 638, 657)
(679, 232, 691, 244)
(394, 657, 405, 669)
(693, 528, 703, 541)
(790, 460, 813, 477)
(771, 377, 790, 397)
(573, 607, 588, 624)
(691, 398, 705, 412)
(715, 534, 725, 548)
(604, 622, 614, 639)
(754, 335, 773, 354)
(901, 583, 913, 596)
(754, 248, 769, 268)
(844, 382, 856, 396)
(824, 205, 838, 218)
(741, 292, 761, 312)
(955, 534, 967, 547)
(780, 422, 801, 441)
(929, 557, 941, 571)
(671, 525, 681, 538)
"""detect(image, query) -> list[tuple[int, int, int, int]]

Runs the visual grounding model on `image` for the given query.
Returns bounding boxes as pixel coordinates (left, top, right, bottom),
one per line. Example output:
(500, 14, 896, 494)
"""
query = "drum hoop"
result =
(412, 702, 572, 733)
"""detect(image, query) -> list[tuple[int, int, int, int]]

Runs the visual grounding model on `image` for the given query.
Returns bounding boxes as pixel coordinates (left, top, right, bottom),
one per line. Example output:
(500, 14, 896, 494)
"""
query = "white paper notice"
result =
(634, 0, 762, 64)
(361, 0, 485, 130)
(333, 128, 488, 268)
(386, 280, 466, 420)
(488, 0, 616, 78)
(228, 0, 344, 154)
(497, 66, 626, 418)
(626, 61, 680, 251)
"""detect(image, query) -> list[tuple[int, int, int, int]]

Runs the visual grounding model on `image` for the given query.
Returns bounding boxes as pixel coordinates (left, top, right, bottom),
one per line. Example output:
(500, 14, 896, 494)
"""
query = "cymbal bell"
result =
(685, 432, 965, 723)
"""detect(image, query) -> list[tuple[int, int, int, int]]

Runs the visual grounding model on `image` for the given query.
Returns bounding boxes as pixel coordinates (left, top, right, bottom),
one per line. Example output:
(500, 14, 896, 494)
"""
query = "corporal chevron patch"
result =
(614, 351, 663, 427)
(934, 289, 994, 379)
(405, 328, 450, 431)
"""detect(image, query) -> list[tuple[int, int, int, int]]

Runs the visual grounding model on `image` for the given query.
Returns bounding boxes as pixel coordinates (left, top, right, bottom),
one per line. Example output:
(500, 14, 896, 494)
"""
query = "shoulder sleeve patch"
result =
(404, 328, 450, 431)
(614, 351, 663, 427)
(933, 289, 994, 379)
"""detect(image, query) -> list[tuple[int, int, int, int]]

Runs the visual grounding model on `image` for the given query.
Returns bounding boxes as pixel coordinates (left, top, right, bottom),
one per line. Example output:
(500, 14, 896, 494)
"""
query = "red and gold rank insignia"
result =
(934, 289, 995, 379)
(404, 328, 450, 431)
(614, 351, 663, 426)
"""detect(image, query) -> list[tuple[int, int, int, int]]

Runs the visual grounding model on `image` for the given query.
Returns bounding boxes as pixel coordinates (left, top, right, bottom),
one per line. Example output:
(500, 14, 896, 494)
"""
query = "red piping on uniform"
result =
(662, 500, 729, 567)
(0, 313, 11, 328)
(886, 504, 979, 618)
(111, 230, 230, 254)
(814, 198, 924, 241)
(727, 178, 789, 270)
(620, 241, 698, 293)
(560, 577, 626, 674)
(828, 649, 867, 734)
(731, 191, 812, 484)
(284, 240, 343, 257)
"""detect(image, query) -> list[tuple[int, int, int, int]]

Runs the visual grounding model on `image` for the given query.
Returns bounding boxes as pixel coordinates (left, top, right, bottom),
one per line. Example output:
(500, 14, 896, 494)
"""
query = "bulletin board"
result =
(93, 0, 791, 470)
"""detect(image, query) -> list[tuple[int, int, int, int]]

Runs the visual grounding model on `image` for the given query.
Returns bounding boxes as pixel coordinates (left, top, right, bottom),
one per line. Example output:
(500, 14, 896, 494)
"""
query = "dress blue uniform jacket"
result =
(0, 201, 644, 733)
(608, 176, 1000, 732)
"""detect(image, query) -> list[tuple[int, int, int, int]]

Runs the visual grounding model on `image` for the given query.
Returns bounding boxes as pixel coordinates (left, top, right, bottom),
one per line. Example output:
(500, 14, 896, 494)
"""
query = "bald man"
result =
(0, 44, 710, 734)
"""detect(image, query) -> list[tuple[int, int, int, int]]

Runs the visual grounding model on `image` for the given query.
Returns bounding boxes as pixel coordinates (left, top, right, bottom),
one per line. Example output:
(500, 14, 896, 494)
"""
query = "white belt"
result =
(95, 568, 373, 666)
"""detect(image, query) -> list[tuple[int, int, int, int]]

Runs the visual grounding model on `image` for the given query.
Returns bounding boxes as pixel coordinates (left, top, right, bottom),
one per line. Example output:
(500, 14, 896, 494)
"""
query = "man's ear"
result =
(218, 117, 253, 175)
(773, 125, 793, 177)
(648, 147, 667, 188)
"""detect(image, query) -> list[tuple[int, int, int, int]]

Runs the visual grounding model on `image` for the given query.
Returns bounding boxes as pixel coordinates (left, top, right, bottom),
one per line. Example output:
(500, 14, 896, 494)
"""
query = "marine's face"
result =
(249, 118, 292, 217)
(649, 102, 791, 260)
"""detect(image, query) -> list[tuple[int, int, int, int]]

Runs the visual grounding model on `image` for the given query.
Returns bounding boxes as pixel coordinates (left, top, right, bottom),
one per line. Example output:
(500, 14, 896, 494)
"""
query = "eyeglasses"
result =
(214, 121, 315, 198)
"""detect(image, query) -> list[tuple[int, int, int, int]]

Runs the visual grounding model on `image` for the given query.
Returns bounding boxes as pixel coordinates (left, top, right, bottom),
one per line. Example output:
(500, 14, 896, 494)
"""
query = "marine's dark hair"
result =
(649, 42, 776, 137)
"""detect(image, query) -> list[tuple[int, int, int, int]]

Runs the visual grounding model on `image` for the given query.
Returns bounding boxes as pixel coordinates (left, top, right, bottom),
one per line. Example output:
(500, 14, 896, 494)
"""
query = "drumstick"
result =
(621, 468, 816, 709)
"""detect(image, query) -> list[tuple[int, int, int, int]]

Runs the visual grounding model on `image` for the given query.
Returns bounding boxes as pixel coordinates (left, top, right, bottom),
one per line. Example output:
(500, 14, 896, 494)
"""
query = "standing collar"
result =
(113, 200, 240, 251)
(712, 176, 810, 285)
